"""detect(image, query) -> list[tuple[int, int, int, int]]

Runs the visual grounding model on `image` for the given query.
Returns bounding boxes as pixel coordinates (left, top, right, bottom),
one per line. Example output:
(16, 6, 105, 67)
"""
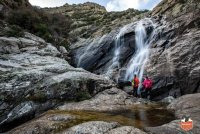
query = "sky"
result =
(29, 0, 162, 11)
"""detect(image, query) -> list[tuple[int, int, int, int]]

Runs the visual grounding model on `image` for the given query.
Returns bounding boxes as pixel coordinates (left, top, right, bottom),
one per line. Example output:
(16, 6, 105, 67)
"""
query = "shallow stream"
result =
(48, 104, 175, 132)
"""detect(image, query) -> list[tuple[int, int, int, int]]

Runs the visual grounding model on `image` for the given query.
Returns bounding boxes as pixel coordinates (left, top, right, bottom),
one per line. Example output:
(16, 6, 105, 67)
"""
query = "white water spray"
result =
(106, 26, 129, 76)
(125, 19, 155, 93)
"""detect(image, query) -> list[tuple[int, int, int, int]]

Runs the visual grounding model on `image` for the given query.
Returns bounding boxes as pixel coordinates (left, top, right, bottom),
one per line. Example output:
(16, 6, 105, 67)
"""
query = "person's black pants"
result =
(133, 86, 138, 97)
(144, 88, 151, 99)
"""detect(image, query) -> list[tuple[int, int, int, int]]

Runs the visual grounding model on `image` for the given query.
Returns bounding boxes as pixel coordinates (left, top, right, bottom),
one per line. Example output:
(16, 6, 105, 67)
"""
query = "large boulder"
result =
(59, 88, 151, 112)
(145, 93, 200, 134)
(0, 33, 114, 132)
(7, 113, 76, 134)
(62, 121, 147, 134)
(62, 121, 120, 134)
(108, 126, 147, 134)
(167, 93, 200, 120)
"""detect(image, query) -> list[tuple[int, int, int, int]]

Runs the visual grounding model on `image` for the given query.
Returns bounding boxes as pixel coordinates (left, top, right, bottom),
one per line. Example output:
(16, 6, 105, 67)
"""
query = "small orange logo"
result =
(180, 116, 193, 131)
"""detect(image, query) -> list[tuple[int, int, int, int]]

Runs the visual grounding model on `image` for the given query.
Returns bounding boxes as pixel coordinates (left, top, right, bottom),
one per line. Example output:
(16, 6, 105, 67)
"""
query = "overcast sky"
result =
(29, 0, 162, 11)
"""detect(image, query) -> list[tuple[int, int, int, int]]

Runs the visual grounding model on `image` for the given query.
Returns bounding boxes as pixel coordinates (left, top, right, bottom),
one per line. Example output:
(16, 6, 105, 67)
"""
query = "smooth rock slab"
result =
(7, 113, 76, 134)
(61, 122, 147, 134)
(59, 88, 151, 112)
(107, 126, 147, 134)
(62, 121, 120, 134)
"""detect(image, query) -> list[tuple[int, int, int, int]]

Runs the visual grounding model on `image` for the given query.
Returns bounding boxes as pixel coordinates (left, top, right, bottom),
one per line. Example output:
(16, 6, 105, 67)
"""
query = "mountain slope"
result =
(0, 0, 31, 9)
(44, 2, 148, 41)
(152, 0, 200, 18)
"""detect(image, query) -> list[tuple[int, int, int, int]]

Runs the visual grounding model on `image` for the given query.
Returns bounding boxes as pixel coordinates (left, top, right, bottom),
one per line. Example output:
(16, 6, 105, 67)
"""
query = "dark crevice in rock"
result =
(0, 111, 35, 133)
(193, 80, 200, 93)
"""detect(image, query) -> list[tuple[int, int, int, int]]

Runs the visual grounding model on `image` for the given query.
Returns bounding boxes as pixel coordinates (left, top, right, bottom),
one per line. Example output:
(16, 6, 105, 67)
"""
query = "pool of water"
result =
(49, 104, 175, 132)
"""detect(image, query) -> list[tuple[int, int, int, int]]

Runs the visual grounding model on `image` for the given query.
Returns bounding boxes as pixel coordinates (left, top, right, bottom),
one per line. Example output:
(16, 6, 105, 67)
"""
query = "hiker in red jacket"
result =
(142, 76, 153, 99)
(132, 74, 140, 97)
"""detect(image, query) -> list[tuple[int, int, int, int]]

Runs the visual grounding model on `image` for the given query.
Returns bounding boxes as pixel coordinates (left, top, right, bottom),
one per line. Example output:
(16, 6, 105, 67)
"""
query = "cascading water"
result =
(106, 33, 121, 75)
(106, 26, 128, 76)
(125, 18, 156, 93)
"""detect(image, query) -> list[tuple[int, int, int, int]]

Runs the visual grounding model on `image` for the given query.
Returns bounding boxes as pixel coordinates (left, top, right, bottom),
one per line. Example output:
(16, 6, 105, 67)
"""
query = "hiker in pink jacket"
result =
(142, 76, 153, 99)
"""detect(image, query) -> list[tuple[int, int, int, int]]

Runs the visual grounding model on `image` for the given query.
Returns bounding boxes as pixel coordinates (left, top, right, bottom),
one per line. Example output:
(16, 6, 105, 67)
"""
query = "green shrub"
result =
(5, 25, 24, 37)
(5, 7, 72, 44)
(6, 8, 39, 30)
(34, 23, 48, 35)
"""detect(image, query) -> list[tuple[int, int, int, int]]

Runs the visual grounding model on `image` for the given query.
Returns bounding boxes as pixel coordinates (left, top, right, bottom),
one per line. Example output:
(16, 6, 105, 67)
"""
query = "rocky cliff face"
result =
(151, 0, 200, 17)
(146, 0, 200, 99)
(0, 32, 114, 132)
(70, 0, 200, 100)
(70, 20, 154, 75)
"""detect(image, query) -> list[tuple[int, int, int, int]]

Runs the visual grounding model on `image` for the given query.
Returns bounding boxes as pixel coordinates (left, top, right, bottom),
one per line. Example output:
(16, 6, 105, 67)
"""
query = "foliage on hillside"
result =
(44, 3, 148, 41)
(0, 1, 148, 49)
(0, 0, 31, 9)
(0, 5, 72, 49)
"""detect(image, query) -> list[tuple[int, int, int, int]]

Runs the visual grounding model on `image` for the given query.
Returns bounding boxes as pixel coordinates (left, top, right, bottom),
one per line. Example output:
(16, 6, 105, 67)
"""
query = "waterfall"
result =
(106, 26, 128, 76)
(125, 18, 156, 93)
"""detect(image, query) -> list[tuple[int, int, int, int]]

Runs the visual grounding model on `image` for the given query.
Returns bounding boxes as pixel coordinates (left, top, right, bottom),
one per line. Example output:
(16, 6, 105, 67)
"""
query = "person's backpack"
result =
(132, 80, 134, 87)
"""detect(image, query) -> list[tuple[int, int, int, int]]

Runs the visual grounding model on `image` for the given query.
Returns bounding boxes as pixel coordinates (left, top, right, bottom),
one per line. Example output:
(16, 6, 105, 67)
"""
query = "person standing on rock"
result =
(142, 76, 153, 99)
(132, 74, 140, 97)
